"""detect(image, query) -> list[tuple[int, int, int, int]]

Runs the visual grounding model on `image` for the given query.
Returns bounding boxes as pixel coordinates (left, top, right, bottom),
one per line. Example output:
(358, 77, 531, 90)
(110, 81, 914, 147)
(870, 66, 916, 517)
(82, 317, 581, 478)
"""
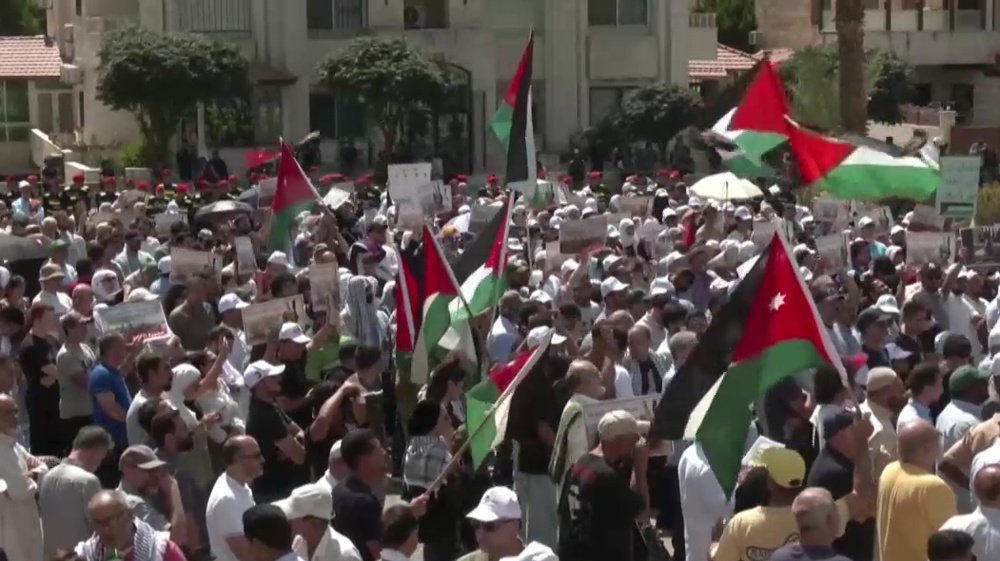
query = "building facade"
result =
(755, 0, 1000, 126)
(47, 0, 717, 173)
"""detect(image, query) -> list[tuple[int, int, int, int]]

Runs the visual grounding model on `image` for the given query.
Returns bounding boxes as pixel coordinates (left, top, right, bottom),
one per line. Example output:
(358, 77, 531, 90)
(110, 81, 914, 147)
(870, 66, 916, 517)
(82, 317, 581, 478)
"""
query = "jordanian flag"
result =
(652, 232, 844, 495)
(730, 60, 940, 200)
(466, 331, 552, 467)
(451, 195, 513, 323)
(268, 141, 321, 251)
(410, 226, 478, 385)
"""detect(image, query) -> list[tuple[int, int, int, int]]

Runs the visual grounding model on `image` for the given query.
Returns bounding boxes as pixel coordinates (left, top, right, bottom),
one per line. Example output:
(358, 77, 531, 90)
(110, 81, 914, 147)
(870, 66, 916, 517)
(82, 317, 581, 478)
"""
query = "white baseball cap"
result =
(600, 277, 629, 298)
(526, 326, 566, 349)
(467, 486, 522, 522)
(278, 322, 311, 344)
(272, 483, 332, 520)
(529, 290, 552, 304)
(734, 207, 753, 221)
(219, 293, 250, 314)
(244, 360, 285, 389)
(268, 251, 290, 267)
(858, 216, 875, 228)
(125, 288, 159, 303)
(598, 410, 644, 440)
(157, 256, 171, 275)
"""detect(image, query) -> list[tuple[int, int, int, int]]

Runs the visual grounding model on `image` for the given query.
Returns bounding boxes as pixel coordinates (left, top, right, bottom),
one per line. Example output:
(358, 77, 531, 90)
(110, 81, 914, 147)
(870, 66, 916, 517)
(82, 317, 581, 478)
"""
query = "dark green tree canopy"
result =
(316, 37, 447, 152)
(0, 0, 43, 35)
(612, 83, 702, 155)
(698, 0, 756, 52)
(97, 25, 250, 162)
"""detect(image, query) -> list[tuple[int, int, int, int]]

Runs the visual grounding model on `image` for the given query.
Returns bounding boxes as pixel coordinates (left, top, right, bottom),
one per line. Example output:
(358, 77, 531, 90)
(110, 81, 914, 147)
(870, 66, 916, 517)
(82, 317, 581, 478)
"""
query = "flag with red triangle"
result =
(653, 232, 845, 496)
(410, 225, 479, 385)
(268, 141, 322, 251)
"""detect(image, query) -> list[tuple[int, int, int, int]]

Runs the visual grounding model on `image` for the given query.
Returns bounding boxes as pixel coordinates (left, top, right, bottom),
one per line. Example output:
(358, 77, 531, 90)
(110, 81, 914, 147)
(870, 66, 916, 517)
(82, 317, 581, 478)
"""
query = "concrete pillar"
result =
(939, 109, 957, 144)
(544, 0, 583, 152)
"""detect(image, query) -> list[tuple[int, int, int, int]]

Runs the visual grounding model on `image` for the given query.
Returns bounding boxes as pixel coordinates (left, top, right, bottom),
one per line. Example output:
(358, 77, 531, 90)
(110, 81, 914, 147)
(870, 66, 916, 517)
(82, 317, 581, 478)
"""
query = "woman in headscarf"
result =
(91, 269, 122, 306)
(619, 217, 637, 256)
(341, 275, 382, 349)
(166, 352, 226, 486)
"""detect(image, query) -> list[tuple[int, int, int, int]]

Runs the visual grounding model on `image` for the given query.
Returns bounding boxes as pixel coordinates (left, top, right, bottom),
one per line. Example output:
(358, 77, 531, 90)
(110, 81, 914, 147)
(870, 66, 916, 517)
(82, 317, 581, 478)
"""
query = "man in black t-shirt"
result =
(806, 411, 874, 561)
(558, 410, 648, 561)
(20, 303, 63, 456)
(244, 360, 308, 502)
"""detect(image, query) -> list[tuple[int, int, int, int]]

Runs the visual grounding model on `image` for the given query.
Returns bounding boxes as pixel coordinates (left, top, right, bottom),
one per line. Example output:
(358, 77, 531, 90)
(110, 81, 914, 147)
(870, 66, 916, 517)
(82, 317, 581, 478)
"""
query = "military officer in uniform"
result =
(587, 170, 608, 197)
(93, 176, 117, 208)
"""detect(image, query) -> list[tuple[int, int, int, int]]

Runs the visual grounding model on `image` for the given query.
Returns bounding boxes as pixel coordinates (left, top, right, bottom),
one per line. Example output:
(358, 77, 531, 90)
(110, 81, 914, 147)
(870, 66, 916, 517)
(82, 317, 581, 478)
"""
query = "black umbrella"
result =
(0, 235, 50, 262)
(194, 200, 254, 221)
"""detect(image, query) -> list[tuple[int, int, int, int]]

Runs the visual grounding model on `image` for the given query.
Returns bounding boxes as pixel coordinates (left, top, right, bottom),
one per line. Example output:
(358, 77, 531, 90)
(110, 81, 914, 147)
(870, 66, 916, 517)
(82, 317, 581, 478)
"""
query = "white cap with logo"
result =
(244, 361, 285, 389)
(272, 483, 333, 520)
(466, 486, 522, 522)
(279, 322, 311, 344)
(219, 293, 250, 314)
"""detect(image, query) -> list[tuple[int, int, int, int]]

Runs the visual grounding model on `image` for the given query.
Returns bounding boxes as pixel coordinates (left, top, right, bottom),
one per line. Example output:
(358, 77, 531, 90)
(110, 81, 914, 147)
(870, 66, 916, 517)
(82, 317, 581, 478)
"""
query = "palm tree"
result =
(836, 0, 867, 133)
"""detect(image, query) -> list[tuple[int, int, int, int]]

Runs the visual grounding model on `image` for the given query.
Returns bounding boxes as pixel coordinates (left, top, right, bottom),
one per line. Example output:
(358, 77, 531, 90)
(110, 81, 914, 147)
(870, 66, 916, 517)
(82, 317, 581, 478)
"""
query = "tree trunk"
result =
(836, 0, 867, 133)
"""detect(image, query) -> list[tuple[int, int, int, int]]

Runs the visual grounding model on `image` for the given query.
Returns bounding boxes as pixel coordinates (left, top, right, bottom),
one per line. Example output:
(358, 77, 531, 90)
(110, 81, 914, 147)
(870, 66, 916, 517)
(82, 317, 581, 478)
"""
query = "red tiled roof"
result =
(689, 44, 756, 79)
(753, 48, 795, 64)
(0, 36, 61, 79)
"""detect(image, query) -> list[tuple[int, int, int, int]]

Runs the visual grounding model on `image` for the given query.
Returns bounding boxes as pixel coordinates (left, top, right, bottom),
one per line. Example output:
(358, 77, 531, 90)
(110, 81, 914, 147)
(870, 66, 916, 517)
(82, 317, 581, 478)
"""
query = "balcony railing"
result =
(165, 0, 252, 33)
(689, 12, 717, 28)
(307, 0, 367, 35)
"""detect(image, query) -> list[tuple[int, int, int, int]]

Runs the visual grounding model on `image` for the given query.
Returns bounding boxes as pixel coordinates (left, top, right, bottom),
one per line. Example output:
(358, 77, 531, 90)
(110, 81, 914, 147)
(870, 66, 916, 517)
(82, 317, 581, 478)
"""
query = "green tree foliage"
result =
(611, 83, 702, 160)
(0, 0, 44, 35)
(778, 44, 914, 130)
(317, 38, 447, 155)
(96, 25, 250, 164)
(698, 0, 757, 52)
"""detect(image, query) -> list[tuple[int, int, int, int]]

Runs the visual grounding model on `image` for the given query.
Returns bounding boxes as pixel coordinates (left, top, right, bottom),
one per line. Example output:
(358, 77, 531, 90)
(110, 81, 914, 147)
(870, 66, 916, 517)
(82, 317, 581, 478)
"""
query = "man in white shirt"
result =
(487, 292, 522, 365)
(678, 442, 730, 561)
(315, 440, 349, 497)
(33, 264, 72, 316)
(207, 436, 263, 561)
(940, 463, 1000, 560)
(938, 365, 991, 513)
(219, 293, 251, 417)
(274, 483, 363, 561)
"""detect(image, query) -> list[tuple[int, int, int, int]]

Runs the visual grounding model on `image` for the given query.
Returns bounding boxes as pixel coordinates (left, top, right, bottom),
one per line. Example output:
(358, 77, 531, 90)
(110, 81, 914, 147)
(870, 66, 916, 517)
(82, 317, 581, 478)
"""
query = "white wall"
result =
(0, 143, 31, 171)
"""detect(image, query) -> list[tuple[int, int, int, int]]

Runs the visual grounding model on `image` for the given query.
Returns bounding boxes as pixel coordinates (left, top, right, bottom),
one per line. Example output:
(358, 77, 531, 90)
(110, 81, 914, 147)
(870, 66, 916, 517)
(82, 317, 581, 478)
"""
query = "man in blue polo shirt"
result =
(89, 333, 133, 487)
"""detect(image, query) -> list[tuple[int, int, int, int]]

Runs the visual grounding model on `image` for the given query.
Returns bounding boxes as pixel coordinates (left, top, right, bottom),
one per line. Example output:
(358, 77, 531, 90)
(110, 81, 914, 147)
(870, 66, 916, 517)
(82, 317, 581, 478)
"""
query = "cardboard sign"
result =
(559, 214, 609, 254)
(961, 227, 1000, 266)
(242, 294, 307, 346)
(938, 156, 979, 219)
(906, 231, 956, 266)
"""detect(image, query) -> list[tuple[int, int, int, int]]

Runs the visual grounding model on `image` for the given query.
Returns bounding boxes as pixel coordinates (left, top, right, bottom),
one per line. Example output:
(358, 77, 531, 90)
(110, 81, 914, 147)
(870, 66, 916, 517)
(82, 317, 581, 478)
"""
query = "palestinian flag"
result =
(466, 331, 552, 468)
(729, 60, 940, 200)
(490, 32, 534, 153)
(784, 118, 940, 200)
(496, 33, 537, 192)
(410, 226, 478, 385)
(267, 141, 321, 251)
(451, 195, 513, 323)
(711, 108, 785, 179)
(652, 232, 844, 496)
(395, 241, 424, 355)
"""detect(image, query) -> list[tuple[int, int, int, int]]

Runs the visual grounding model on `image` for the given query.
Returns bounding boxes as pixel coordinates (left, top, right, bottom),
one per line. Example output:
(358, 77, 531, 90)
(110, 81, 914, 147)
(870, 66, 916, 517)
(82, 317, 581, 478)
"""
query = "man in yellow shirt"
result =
(713, 414, 873, 561)
(877, 419, 957, 561)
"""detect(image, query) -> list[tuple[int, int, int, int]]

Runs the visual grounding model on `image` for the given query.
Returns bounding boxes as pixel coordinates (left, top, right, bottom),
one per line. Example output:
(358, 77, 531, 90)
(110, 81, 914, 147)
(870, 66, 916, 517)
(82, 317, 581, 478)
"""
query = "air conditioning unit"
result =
(60, 63, 82, 85)
(404, 5, 428, 28)
(748, 30, 759, 47)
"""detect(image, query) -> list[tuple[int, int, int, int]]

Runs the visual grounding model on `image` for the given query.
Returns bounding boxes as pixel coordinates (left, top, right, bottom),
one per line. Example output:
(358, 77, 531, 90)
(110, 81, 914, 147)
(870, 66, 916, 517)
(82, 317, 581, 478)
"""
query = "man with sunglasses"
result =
(458, 486, 557, 561)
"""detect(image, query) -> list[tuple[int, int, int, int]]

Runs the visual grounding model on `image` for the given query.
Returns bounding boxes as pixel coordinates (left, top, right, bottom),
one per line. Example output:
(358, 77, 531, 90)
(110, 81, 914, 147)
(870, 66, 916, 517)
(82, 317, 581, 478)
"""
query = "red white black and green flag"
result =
(451, 194, 513, 322)
(491, 32, 536, 190)
(267, 141, 322, 251)
(652, 232, 845, 495)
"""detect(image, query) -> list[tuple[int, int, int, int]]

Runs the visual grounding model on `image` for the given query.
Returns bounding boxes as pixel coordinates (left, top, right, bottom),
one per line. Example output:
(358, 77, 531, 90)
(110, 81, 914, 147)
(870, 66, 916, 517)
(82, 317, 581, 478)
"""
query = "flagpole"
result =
(423, 331, 552, 494)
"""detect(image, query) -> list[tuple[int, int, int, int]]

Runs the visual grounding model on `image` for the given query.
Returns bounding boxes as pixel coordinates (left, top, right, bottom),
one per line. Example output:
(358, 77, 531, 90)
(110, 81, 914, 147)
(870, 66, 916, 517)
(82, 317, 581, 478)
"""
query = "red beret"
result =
(136, 181, 150, 191)
(587, 171, 602, 179)
(658, 169, 671, 177)
(27, 175, 38, 182)
(176, 183, 190, 192)
(487, 174, 498, 183)
(228, 174, 238, 182)
(155, 185, 165, 195)
(560, 174, 573, 183)
(456, 174, 469, 182)
(670, 170, 680, 179)
(196, 180, 208, 190)
(72, 174, 85, 182)
(102, 176, 116, 184)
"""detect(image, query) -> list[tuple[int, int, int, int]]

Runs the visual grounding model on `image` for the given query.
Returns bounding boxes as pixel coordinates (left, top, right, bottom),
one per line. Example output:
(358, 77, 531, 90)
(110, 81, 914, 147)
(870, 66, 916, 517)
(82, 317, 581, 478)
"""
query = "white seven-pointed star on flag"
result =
(770, 293, 786, 312)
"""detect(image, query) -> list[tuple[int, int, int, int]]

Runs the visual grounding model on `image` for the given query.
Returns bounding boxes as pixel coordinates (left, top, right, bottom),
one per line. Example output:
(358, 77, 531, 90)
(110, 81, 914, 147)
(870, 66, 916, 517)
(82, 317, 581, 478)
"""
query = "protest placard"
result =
(257, 177, 277, 208)
(322, 183, 353, 209)
(581, 395, 670, 456)
(620, 196, 652, 218)
(961, 226, 1000, 267)
(907, 231, 956, 266)
(560, 214, 608, 254)
(815, 233, 850, 271)
(853, 204, 893, 236)
(242, 294, 307, 346)
(154, 213, 186, 236)
(170, 247, 222, 284)
(308, 262, 339, 312)
(909, 204, 946, 232)
(387, 163, 432, 200)
(938, 156, 979, 219)
(94, 300, 170, 344)
(812, 198, 850, 228)
(234, 236, 256, 274)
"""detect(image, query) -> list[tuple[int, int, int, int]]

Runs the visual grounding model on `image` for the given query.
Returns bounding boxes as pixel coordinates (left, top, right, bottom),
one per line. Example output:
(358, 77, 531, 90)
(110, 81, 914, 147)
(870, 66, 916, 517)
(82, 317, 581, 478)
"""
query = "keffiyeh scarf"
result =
(76, 518, 166, 561)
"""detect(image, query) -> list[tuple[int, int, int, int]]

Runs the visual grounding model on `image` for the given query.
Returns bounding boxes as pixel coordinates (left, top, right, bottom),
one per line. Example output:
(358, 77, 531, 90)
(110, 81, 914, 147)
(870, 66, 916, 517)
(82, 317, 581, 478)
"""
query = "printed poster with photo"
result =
(169, 247, 222, 284)
(620, 196, 652, 218)
(812, 198, 850, 227)
(234, 236, 256, 274)
(906, 231, 956, 266)
(581, 395, 670, 456)
(154, 213, 186, 236)
(814, 233, 850, 271)
(852, 204, 894, 236)
(308, 262, 340, 313)
(960, 227, 1000, 267)
(560, 214, 609, 254)
(908, 204, 946, 232)
(94, 300, 170, 344)
(242, 294, 307, 346)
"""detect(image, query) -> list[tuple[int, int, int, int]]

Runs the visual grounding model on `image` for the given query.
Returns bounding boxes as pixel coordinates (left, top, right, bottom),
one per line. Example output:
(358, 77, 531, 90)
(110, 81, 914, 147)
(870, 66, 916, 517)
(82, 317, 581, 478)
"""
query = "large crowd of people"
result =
(0, 164, 992, 561)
